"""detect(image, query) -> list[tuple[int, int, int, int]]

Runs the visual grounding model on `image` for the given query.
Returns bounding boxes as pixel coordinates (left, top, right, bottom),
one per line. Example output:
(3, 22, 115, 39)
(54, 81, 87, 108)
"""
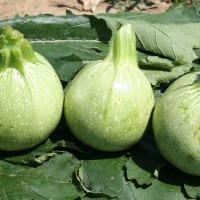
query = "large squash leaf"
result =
(98, 6, 200, 63)
(1, 7, 199, 86)
(0, 153, 84, 199)
(0, 13, 110, 83)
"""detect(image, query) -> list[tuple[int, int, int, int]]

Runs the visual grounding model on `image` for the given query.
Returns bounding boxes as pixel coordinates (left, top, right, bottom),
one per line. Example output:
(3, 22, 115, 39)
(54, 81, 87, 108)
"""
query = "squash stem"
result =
(0, 25, 37, 73)
(112, 24, 138, 68)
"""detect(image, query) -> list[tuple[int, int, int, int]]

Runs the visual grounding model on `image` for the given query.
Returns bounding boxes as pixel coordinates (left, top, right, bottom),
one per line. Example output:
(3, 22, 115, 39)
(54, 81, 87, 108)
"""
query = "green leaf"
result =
(1, 7, 198, 86)
(77, 153, 187, 200)
(0, 14, 110, 83)
(81, 197, 109, 200)
(101, 5, 200, 24)
(125, 158, 153, 186)
(1, 7, 199, 87)
(78, 157, 137, 200)
(0, 138, 57, 165)
(176, 173, 200, 199)
(130, 179, 186, 200)
(142, 63, 193, 86)
(97, 7, 200, 64)
(125, 129, 167, 185)
(0, 13, 110, 41)
(137, 54, 194, 86)
(81, 198, 108, 200)
(134, 21, 200, 63)
(32, 41, 107, 82)
(184, 184, 200, 199)
(0, 153, 84, 200)
(138, 54, 174, 70)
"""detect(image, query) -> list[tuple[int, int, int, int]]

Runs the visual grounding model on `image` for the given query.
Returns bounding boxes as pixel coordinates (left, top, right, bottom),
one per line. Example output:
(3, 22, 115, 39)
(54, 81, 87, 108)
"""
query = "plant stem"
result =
(112, 24, 138, 68)
(0, 26, 37, 73)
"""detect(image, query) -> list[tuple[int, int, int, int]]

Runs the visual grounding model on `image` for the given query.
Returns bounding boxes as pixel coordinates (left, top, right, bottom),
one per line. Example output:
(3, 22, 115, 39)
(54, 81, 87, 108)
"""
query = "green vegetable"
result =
(1, 6, 200, 199)
(153, 72, 200, 176)
(64, 24, 154, 152)
(0, 26, 64, 151)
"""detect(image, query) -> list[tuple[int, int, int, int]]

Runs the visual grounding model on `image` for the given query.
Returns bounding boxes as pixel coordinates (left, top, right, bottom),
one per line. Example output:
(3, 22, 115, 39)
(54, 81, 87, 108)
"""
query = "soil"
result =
(0, 0, 172, 21)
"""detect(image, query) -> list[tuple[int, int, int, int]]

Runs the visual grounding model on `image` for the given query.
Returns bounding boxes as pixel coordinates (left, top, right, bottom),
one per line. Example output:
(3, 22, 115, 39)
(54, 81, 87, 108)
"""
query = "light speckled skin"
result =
(153, 72, 200, 175)
(64, 59, 154, 152)
(0, 52, 64, 151)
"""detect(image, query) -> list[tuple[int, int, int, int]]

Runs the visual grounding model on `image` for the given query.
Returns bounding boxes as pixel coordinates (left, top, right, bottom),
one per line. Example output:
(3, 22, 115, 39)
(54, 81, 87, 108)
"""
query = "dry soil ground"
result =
(0, 0, 171, 21)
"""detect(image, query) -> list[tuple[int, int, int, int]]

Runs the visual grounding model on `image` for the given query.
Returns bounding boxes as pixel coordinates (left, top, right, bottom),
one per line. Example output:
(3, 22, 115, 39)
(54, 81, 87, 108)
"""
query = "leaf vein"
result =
(30, 39, 101, 44)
